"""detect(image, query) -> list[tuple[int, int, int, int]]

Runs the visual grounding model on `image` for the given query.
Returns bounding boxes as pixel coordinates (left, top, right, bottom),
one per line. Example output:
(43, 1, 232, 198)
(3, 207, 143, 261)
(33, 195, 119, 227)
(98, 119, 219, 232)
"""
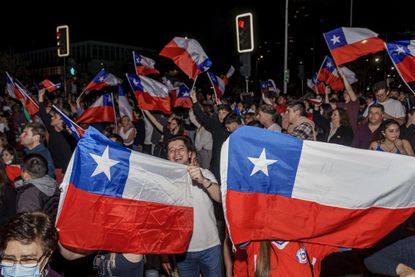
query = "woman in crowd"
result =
(327, 108, 354, 146)
(118, 115, 137, 149)
(369, 119, 414, 156)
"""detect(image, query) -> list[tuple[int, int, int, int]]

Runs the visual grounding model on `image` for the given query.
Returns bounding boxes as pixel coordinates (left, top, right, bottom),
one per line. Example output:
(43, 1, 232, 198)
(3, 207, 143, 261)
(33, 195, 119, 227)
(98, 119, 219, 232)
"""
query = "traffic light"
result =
(236, 13, 254, 53)
(69, 67, 76, 76)
(56, 25, 70, 57)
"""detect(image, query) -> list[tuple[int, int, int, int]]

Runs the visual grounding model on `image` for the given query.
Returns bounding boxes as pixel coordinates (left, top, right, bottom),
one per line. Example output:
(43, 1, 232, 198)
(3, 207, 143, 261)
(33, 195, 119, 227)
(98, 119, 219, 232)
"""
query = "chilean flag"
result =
(221, 126, 415, 248)
(260, 79, 279, 94)
(386, 40, 415, 85)
(84, 69, 121, 92)
(307, 73, 326, 94)
(117, 85, 136, 121)
(316, 56, 344, 91)
(41, 79, 61, 93)
(324, 27, 385, 65)
(170, 84, 192, 109)
(160, 37, 212, 80)
(53, 105, 85, 141)
(5, 72, 18, 99)
(76, 93, 116, 124)
(207, 72, 225, 100)
(127, 74, 170, 114)
(132, 51, 160, 76)
(14, 80, 39, 116)
(223, 65, 235, 85)
(56, 127, 193, 253)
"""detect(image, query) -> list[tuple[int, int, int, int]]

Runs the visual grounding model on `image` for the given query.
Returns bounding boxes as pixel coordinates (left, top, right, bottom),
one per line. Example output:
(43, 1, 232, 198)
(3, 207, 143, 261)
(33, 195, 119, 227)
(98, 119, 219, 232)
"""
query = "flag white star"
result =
(248, 148, 278, 176)
(98, 76, 105, 82)
(330, 34, 341, 45)
(326, 62, 333, 68)
(396, 45, 406, 55)
(90, 146, 119, 181)
(133, 79, 139, 86)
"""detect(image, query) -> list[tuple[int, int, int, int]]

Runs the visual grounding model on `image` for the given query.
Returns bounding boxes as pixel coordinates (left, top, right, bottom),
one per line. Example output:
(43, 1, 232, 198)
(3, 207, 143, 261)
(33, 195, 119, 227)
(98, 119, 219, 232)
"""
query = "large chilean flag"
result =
(221, 126, 415, 248)
(56, 127, 193, 254)
(324, 27, 385, 65)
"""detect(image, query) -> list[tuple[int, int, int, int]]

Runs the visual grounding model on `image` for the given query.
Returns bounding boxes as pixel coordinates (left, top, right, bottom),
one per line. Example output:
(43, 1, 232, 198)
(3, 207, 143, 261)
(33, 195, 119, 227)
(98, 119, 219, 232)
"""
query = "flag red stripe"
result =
(160, 42, 202, 80)
(226, 190, 415, 248)
(135, 66, 160, 76)
(331, 38, 385, 65)
(134, 91, 171, 114)
(76, 106, 115, 124)
(57, 184, 193, 254)
(396, 55, 415, 83)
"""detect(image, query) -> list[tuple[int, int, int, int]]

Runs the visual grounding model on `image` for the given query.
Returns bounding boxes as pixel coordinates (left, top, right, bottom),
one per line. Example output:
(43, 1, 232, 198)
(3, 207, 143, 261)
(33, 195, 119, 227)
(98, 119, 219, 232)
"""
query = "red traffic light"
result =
(236, 13, 254, 53)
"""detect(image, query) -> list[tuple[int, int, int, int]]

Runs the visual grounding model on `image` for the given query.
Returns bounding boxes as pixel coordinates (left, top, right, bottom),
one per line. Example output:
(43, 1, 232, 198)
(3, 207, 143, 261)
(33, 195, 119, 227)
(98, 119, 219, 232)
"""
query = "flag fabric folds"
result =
(323, 27, 385, 65)
(260, 79, 280, 94)
(127, 75, 170, 114)
(170, 84, 192, 109)
(316, 56, 344, 91)
(117, 85, 135, 121)
(76, 93, 115, 124)
(132, 51, 160, 76)
(207, 72, 225, 100)
(56, 127, 193, 253)
(221, 126, 415, 248)
(41, 79, 61, 93)
(53, 105, 85, 141)
(84, 69, 121, 92)
(14, 80, 39, 116)
(307, 73, 326, 94)
(160, 37, 212, 80)
(386, 40, 415, 85)
(5, 72, 17, 99)
(223, 65, 235, 85)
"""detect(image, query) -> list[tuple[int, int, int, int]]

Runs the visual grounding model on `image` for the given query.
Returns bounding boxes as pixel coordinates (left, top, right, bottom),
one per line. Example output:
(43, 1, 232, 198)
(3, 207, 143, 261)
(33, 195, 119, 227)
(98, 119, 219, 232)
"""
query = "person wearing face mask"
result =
(0, 211, 61, 277)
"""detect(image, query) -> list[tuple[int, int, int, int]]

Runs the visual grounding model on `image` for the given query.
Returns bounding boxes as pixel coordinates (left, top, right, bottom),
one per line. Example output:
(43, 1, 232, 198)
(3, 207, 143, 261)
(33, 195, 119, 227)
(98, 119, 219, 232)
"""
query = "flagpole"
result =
(111, 93, 118, 133)
(206, 72, 220, 104)
(190, 75, 198, 93)
(52, 105, 84, 130)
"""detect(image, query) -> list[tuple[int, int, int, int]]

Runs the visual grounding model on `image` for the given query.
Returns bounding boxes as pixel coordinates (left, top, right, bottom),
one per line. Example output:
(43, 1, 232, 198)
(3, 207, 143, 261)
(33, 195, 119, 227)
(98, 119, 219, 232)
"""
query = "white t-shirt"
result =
(187, 168, 220, 252)
(363, 98, 405, 118)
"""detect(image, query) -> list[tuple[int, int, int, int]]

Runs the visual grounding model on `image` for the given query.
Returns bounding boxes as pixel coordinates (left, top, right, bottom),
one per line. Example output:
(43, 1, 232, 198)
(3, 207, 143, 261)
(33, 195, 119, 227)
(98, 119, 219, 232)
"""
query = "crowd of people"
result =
(0, 68, 415, 277)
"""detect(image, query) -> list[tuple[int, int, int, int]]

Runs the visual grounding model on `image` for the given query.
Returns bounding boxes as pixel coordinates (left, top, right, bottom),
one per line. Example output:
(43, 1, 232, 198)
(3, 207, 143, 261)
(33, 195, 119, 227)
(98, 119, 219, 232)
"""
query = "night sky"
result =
(1, 0, 414, 85)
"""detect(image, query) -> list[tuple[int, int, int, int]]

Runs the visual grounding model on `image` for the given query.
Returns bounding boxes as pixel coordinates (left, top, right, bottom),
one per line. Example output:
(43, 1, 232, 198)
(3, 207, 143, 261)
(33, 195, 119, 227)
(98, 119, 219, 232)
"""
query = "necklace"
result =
(382, 142, 396, 153)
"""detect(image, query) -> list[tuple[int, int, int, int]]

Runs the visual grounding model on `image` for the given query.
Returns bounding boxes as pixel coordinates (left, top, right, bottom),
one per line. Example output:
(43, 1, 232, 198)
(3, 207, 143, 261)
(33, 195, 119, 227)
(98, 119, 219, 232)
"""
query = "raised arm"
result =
(338, 67, 357, 102)
(142, 110, 164, 133)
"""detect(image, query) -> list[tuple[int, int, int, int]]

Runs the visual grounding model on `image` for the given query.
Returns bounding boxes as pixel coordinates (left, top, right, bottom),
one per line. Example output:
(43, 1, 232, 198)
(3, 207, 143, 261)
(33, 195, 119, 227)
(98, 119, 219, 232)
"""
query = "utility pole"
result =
(283, 0, 289, 94)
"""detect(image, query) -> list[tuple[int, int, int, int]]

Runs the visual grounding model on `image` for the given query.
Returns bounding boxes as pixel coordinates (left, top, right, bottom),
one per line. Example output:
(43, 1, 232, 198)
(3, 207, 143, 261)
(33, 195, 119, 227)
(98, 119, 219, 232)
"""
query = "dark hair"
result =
(165, 135, 195, 153)
(108, 134, 123, 145)
(217, 104, 232, 113)
(223, 113, 243, 126)
(21, 154, 48, 179)
(287, 101, 306, 116)
(372, 81, 388, 93)
(374, 119, 400, 143)
(368, 103, 385, 113)
(25, 122, 46, 142)
(0, 212, 58, 254)
(334, 108, 351, 127)
(2, 146, 20, 165)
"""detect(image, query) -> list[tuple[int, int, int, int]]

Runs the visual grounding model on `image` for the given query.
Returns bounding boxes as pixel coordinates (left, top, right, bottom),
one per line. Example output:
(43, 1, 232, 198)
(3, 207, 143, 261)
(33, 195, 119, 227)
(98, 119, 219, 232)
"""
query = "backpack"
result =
(39, 186, 61, 223)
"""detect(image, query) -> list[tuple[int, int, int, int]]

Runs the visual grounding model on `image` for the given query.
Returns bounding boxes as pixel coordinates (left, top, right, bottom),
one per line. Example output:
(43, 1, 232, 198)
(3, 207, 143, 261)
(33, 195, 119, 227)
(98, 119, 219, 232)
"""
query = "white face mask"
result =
(0, 123, 5, 133)
(4, 159, 12, 165)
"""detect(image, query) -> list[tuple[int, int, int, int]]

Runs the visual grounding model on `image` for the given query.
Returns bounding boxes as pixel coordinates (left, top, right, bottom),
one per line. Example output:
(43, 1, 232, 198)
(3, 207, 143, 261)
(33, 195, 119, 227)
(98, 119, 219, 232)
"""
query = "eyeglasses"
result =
(0, 253, 46, 268)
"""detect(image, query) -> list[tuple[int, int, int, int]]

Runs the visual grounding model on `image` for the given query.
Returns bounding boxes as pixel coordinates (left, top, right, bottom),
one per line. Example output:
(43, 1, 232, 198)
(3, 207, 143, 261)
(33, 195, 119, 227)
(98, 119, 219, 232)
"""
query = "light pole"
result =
(283, 0, 289, 94)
